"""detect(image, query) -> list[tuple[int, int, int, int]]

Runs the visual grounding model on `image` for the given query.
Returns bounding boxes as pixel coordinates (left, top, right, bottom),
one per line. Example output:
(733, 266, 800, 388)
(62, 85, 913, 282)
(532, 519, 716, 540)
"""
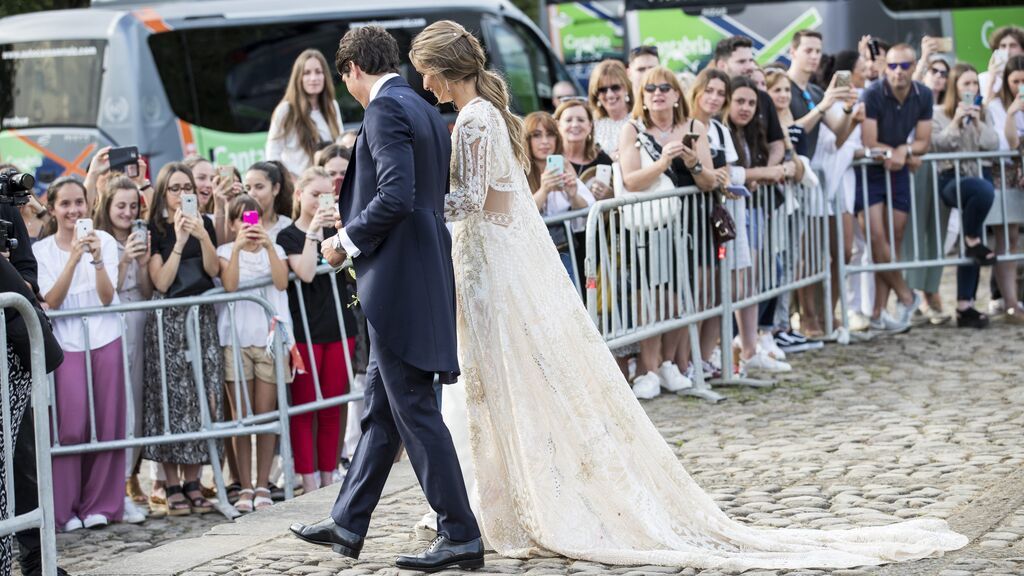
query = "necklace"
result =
(651, 118, 674, 139)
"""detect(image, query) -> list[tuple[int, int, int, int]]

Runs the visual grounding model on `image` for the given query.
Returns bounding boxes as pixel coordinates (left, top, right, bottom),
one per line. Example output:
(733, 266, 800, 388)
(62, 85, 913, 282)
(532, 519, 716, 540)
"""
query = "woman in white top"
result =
(266, 49, 344, 178)
(587, 59, 633, 159)
(244, 161, 294, 241)
(94, 176, 153, 520)
(217, 194, 291, 513)
(985, 54, 1024, 320)
(34, 177, 127, 532)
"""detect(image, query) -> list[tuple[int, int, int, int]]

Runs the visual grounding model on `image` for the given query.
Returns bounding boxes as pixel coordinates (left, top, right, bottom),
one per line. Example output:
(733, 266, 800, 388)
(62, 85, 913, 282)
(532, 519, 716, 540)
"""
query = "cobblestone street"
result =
(31, 285, 1024, 576)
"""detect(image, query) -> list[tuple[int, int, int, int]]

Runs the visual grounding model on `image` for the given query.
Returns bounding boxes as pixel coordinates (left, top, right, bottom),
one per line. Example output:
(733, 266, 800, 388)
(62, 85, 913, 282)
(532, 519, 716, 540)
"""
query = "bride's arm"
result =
(445, 114, 490, 221)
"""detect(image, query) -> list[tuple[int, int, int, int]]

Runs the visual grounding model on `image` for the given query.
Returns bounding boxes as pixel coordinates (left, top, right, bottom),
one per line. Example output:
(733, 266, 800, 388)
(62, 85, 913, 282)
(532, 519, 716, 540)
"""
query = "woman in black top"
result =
(554, 99, 614, 200)
(142, 163, 221, 517)
(277, 167, 358, 493)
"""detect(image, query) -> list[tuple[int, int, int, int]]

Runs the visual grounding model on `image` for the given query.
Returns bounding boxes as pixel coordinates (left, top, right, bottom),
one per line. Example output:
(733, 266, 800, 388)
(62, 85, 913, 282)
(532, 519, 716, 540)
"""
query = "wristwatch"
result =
(688, 162, 703, 175)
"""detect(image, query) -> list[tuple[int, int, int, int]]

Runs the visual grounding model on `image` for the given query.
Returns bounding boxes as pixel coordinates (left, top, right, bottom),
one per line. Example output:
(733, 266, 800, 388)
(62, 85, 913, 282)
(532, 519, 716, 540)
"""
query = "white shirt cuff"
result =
(334, 228, 361, 258)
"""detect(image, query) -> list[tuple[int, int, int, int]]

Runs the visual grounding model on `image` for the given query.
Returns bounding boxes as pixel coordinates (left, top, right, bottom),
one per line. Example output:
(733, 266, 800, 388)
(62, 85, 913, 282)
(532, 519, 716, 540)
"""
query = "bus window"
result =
(0, 39, 105, 129)
(488, 20, 542, 113)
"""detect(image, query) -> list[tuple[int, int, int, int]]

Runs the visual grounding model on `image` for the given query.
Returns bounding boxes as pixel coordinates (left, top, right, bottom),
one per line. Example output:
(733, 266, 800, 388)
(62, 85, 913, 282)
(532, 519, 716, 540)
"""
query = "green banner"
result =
(952, 7, 1024, 72)
(635, 9, 721, 72)
(190, 125, 268, 168)
(0, 131, 46, 174)
(553, 3, 623, 64)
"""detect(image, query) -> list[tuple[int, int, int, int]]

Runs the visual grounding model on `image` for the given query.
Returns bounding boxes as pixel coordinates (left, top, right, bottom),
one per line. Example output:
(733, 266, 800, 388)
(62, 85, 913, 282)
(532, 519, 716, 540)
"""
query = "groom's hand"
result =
(321, 234, 347, 267)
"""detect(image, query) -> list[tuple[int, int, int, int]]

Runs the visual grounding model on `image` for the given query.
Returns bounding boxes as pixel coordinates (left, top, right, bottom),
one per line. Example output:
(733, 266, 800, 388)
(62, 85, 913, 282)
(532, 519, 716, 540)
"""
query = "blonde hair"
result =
(273, 50, 342, 166)
(587, 60, 632, 119)
(631, 66, 688, 129)
(293, 166, 331, 219)
(410, 20, 529, 170)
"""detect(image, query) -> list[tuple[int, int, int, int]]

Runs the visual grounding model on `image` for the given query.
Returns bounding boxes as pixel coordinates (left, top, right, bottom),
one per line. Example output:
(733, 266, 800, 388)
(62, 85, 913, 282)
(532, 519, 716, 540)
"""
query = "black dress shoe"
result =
(395, 535, 484, 572)
(289, 518, 364, 558)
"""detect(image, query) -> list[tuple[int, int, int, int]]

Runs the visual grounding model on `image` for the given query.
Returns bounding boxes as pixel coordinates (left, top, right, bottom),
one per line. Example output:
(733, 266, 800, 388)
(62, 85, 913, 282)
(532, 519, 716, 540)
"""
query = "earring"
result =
(643, 105, 648, 111)
(673, 102, 679, 108)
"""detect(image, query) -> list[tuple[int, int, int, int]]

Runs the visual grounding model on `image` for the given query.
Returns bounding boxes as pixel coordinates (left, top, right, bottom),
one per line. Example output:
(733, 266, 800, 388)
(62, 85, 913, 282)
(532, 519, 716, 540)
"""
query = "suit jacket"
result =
(340, 76, 459, 382)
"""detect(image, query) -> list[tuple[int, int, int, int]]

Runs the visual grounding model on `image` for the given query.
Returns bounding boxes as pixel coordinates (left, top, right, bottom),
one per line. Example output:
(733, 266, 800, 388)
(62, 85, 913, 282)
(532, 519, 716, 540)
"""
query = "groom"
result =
(289, 26, 483, 572)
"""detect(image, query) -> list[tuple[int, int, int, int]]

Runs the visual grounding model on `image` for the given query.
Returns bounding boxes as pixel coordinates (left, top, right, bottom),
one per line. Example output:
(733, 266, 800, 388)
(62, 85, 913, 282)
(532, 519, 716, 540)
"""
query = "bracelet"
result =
(843, 106, 854, 115)
(172, 248, 183, 256)
(91, 259, 104, 268)
(305, 232, 322, 242)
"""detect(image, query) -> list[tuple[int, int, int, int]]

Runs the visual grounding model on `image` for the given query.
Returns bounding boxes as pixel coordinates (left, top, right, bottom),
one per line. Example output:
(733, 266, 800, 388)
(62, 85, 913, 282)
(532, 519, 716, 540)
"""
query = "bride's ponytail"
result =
(410, 20, 530, 171)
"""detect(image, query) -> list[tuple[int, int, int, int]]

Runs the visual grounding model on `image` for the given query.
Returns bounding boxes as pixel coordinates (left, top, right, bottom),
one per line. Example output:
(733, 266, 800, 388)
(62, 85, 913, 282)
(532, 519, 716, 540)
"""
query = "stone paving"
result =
(28, 275, 1024, 576)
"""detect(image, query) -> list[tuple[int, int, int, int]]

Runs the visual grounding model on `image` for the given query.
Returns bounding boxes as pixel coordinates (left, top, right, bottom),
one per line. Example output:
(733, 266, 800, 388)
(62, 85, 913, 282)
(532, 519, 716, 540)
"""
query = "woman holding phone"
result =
(143, 163, 222, 517)
(34, 177, 128, 531)
(94, 176, 153, 518)
(244, 161, 294, 241)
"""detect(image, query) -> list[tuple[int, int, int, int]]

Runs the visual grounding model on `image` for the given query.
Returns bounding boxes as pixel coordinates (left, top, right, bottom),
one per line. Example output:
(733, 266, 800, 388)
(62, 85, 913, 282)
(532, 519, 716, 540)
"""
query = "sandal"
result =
(183, 481, 214, 514)
(253, 487, 274, 512)
(226, 482, 242, 505)
(126, 475, 148, 505)
(234, 488, 255, 513)
(148, 489, 167, 519)
(965, 242, 996, 266)
(956, 307, 990, 329)
(164, 485, 192, 517)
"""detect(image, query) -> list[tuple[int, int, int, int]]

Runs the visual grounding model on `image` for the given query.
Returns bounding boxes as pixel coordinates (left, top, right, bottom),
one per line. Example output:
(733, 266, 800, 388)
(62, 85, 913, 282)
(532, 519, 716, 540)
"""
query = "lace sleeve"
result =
(446, 112, 489, 221)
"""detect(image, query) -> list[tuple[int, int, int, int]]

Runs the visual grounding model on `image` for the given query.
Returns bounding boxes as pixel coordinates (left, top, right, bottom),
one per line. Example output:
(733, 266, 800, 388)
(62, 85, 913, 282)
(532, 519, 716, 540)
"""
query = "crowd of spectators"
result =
(0, 24, 1023, 571)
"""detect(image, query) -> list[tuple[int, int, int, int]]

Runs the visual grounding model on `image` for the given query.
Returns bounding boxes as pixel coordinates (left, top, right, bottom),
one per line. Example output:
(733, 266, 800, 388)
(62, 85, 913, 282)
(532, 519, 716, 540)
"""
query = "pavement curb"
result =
(83, 460, 419, 576)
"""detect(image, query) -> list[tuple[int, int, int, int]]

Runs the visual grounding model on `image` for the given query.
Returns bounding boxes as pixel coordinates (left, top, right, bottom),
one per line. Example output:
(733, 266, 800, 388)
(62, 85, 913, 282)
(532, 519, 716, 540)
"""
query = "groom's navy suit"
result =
(331, 75, 479, 543)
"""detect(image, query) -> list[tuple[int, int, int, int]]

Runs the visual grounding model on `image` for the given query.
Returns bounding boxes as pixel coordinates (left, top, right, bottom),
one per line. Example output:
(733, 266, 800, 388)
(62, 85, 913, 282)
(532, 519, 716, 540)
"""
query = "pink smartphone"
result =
(242, 210, 259, 225)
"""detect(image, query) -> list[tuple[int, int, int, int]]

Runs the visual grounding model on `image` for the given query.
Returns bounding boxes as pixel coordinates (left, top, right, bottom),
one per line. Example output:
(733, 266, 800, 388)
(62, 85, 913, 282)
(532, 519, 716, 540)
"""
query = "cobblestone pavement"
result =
(28, 280, 1024, 576)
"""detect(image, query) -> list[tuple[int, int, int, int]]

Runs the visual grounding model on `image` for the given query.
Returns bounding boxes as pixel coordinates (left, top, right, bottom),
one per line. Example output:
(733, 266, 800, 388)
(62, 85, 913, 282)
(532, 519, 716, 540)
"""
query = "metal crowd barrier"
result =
(0, 293, 57, 576)
(44, 264, 360, 519)
(543, 207, 591, 297)
(834, 149, 1024, 333)
(583, 181, 833, 399)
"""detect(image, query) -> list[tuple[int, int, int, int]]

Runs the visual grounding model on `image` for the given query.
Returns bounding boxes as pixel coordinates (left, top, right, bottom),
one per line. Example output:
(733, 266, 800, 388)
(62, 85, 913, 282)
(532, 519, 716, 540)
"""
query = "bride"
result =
(406, 20, 967, 571)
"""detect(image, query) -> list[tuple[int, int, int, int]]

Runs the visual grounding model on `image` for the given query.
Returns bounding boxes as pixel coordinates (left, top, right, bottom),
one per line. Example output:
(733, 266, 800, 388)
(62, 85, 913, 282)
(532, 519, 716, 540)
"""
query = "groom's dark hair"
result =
(336, 25, 401, 77)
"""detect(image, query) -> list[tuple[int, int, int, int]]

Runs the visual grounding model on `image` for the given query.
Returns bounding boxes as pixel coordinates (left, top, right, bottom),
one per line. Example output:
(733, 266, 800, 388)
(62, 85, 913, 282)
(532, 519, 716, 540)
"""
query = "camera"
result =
(0, 219, 16, 253)
(0, 169, 35, 206)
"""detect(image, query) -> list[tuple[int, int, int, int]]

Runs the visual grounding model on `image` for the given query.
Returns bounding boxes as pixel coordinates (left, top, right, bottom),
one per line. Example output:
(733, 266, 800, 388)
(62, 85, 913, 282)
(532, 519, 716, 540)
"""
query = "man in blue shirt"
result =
(857, 43, 933, 332)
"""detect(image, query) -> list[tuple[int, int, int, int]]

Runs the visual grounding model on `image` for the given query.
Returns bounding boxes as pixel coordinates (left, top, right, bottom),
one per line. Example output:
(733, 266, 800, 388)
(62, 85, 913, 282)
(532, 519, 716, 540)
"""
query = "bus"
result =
(546, 0, 1024, 86)
(0, 0, 577, 192)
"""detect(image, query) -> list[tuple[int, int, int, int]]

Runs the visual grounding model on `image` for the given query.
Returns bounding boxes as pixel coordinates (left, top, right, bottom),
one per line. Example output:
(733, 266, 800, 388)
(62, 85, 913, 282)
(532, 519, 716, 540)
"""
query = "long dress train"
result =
(440, 97, 967, 571)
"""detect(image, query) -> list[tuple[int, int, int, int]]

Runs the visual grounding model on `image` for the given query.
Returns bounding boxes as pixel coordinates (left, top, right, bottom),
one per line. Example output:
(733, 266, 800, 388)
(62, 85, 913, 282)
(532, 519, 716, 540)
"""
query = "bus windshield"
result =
(0, 39, 105, 129)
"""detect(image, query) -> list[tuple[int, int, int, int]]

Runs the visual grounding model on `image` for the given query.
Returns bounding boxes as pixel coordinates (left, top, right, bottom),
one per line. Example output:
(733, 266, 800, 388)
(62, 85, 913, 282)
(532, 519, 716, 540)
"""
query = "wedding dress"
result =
(438, 97, 966, 571)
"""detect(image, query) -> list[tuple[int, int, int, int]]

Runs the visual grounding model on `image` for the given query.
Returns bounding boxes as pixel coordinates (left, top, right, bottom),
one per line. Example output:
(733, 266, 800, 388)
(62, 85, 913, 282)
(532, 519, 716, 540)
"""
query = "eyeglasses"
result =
(596, 84, 623, 95)
(167, 184, 195, 195)
(929, 67, 949, 78)
(630, 45, 659, 58)
(557, 95, 588, 104)
(887, 61, 914, 70)
(644, 83, 673, 94)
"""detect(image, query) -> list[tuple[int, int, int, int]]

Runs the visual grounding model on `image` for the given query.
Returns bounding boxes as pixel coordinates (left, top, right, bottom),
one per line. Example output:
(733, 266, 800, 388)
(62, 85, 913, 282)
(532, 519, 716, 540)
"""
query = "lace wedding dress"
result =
(439, 97, 967, 571)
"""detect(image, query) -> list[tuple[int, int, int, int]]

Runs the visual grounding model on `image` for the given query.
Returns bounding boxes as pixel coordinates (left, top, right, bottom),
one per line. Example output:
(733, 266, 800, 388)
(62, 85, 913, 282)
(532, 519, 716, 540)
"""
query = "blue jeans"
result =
(938, 170, 994, 302)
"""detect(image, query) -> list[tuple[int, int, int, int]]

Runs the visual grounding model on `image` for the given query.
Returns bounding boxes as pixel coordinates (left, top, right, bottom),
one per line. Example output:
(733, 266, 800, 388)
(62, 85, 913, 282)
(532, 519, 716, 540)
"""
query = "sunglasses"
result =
(802, 89, 816, 110)
(644, 83, 673, 94)
(597, 84, 623, 95)
(887, 62, 914, 70)
(630, 45, 659, 58)
(929, 67, 949, 78)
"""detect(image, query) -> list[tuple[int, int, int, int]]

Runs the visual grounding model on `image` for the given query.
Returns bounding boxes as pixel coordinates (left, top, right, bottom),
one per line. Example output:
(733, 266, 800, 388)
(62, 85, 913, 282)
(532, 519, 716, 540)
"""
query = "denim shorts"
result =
(854, 166, 911, 213)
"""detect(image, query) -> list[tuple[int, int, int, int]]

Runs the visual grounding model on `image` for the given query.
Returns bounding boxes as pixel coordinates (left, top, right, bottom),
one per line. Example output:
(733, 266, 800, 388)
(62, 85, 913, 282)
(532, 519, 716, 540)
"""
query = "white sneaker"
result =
(758, 332, 786, 360)
(62, 517, 83, 533)
(869, 311, 911, 334)
(847, 311, 872, 332)
(82, 514, 108, 529)
(657, 362, 692, 392)
(896, 292, 923, 326)
(122, 498, 146, 524)
(988, 298, 1006, 316)
(741, 349, 792, 373)
(631, 372, 662, 400)
(708, 348, 722, 371)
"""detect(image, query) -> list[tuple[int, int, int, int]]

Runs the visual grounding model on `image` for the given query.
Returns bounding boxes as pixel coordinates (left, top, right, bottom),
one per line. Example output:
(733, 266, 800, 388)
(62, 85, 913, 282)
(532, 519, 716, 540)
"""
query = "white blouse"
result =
(265, 101, 344, 177)
(215, 243, 291, 348)
(594, 116, 630, 157)
(34, 231, 121, 352)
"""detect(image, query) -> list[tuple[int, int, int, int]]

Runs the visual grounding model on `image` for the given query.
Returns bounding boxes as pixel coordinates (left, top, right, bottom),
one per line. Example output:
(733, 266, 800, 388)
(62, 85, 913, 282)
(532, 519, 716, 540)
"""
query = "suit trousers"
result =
(331, 323, 479, 542)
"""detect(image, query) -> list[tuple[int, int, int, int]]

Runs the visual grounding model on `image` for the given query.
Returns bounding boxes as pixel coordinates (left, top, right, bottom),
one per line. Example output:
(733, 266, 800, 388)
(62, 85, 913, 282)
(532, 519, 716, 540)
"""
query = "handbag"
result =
(167, 256, 215, 298)
(613, 121, 683, 231)
(709, 192, 737, 245)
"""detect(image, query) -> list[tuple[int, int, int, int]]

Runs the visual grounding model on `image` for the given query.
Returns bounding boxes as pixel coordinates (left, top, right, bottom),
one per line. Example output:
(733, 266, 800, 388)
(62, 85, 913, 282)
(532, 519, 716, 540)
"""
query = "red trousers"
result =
(289, 338, 355, 474)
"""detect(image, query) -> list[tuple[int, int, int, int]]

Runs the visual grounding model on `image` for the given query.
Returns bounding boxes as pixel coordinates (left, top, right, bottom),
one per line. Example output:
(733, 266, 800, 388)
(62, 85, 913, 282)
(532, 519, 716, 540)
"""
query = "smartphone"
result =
(180, 193, 198, 217)
(681, 133, 700, 149)
(595, 164, 612, 186)
(546, 154, 564, 175)
(869, 38, 880, 61)
(835, 70, 852, 88)
(935, 37, 954, 53)
(868, 148, 893, 159)
(131, 219, 147, 242)
(109, 146, 140, 178)
(218, 165, 234, 181)
(1018, 84, 1024, 99)
(994, 49, 1010, 70)
(75, 218, 93, 241)
(725, 185, 751, 198)
(241, 210, 259, 226)
(318, 193, 335, 212)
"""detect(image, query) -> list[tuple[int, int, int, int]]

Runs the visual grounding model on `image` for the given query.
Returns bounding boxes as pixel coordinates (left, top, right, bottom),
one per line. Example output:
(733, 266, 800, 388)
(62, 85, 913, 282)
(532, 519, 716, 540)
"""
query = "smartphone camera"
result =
(109, 146, 140, 178)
